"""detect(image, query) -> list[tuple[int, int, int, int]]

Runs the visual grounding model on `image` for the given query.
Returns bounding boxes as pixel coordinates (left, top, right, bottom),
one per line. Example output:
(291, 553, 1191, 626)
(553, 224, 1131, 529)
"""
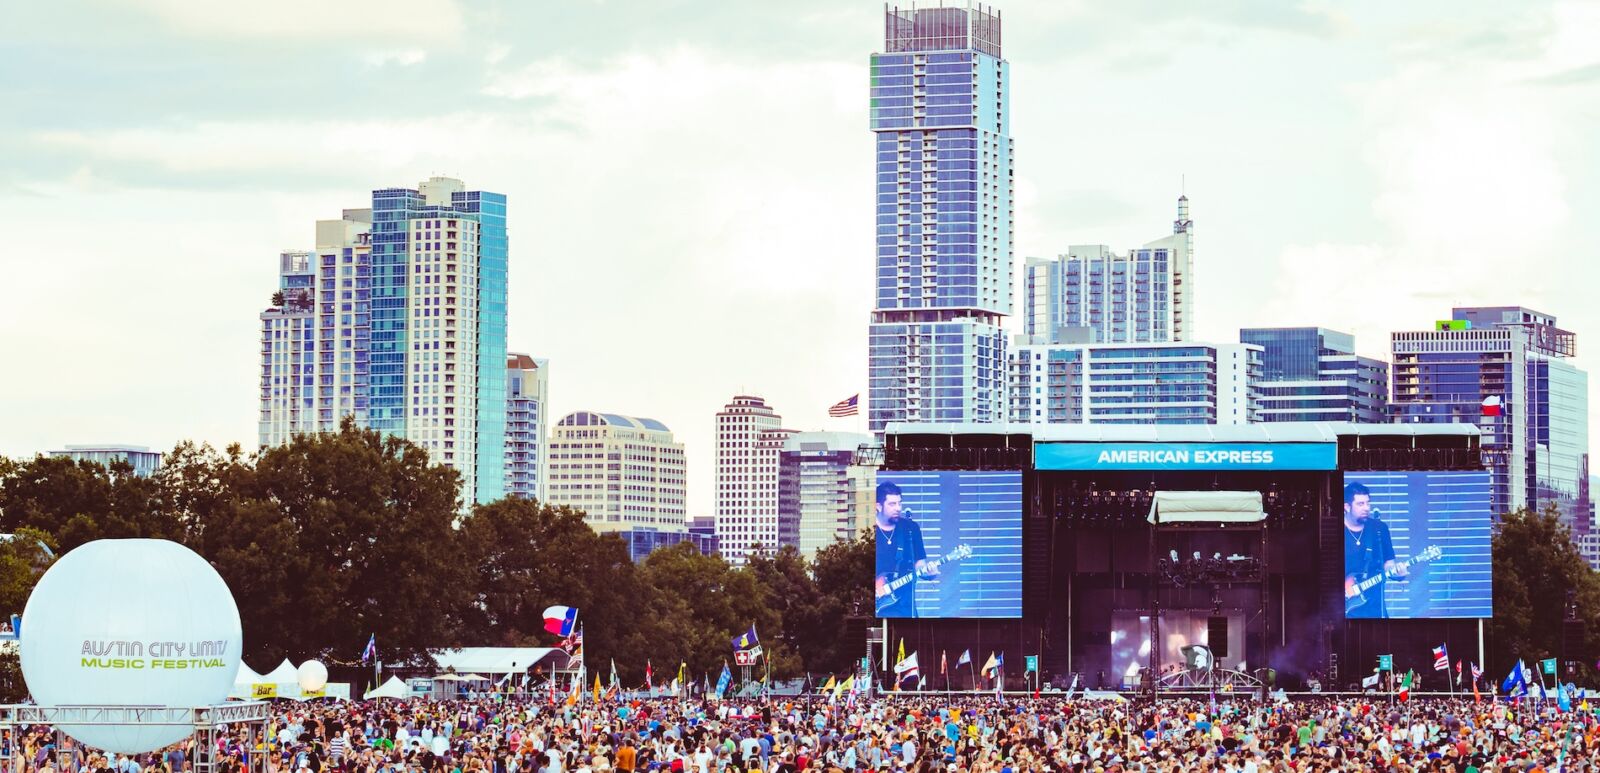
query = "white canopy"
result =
(432, 647, 567, 674)
(432, 674, 466, 682)
(262, 658, 299, 684)
(233, 661, 263, 686)
(1148, 491, 1265, 524)
(459, 673, 489, 682)
(366, 676, 409, 700)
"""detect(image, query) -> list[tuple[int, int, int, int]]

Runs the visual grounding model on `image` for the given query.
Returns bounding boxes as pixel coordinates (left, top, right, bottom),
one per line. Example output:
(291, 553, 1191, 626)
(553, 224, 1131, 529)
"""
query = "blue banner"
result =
(714, 665, 731, 698)
(1035, 442, 1336, 471)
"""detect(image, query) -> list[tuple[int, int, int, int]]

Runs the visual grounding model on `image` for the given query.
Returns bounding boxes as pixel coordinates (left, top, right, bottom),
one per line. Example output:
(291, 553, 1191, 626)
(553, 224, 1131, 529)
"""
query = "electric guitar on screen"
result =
(1344, 544, 1442, 614)
(875, 544, 972, 615)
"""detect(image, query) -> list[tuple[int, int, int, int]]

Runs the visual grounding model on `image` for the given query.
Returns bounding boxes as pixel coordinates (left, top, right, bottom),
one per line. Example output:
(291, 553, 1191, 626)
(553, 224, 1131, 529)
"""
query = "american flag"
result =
(1432, 644, 1449, 671)
(828, 394, 859, 418)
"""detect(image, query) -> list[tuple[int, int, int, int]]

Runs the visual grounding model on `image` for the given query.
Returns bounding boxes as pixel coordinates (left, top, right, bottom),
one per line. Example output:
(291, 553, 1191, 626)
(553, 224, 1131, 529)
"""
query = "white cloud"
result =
(100, 0, 463, 42)
(363, 49, 429, 68)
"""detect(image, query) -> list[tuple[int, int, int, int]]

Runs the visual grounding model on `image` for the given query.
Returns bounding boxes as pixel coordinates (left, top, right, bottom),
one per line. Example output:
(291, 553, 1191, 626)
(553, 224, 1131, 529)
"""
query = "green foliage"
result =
(0, 432, 874, 684)
(1490, 504, 1600, 673)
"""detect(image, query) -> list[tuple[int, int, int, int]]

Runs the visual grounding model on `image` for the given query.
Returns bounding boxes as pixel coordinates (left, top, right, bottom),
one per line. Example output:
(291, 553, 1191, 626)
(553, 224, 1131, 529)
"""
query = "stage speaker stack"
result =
(1208, 616, 1230, 658)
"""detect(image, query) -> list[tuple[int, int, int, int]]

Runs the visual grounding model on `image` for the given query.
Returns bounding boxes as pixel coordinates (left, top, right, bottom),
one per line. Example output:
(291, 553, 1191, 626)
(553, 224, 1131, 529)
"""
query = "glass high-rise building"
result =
(1023, 198, 1194, 345)
(1009, 342, 1261, 425)
(260, 178, 508, 506)
(867, 3, 1013, 432)
(778, 432, 876, 560)
(49, 445, 163, 478)
(370, 176, 508, 504)
(1391, 307, 1589, 532)
(1240, 327, 1388, 423)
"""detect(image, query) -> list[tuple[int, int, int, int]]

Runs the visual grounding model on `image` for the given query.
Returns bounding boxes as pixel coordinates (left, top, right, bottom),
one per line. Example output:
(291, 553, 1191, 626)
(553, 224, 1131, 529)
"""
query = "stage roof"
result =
(885, 422, 1481, 443)
(1149, 491, 1265, 524)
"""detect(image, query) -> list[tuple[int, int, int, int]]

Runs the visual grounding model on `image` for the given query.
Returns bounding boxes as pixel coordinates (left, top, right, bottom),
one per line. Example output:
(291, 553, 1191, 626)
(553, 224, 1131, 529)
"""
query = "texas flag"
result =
(1481, 395, 1502, 417)
(542, 605, 578, 637)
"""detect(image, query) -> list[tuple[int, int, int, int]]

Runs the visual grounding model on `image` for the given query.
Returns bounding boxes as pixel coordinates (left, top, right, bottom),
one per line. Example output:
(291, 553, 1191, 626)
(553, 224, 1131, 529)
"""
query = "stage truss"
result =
(0, 703, 271, 773)
(1156, 667, 1263, 693)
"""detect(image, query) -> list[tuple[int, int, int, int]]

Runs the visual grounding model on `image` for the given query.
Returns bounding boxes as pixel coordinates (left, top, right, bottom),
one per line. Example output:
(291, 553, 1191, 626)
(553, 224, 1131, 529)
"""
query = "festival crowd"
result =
(6, 695, 1598, 773)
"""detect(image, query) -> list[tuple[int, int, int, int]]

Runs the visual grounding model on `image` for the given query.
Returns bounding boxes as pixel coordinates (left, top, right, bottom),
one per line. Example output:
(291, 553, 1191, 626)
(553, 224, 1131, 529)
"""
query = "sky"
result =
(2, 0, 1598, 518)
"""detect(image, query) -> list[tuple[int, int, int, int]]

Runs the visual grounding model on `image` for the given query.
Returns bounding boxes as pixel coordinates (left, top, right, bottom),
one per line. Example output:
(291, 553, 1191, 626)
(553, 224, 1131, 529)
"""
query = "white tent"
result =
(1148, 491, 1265, 524)
(432, 647, 567, 675)
(262, 659, 299, 684)
(234, 661, 263, 685)
(366, 676, 409, 700)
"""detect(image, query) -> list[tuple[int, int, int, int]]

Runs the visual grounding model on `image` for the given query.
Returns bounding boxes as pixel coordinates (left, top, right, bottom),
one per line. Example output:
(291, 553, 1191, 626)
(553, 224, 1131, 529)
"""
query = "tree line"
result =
(0, 419, 874, 687)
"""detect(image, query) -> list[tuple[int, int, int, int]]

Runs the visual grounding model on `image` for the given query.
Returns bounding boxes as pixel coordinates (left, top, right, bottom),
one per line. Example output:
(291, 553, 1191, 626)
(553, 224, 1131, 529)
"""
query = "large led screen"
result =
(1342, 471, 1492, 619)
(873, 471, 1022, 618)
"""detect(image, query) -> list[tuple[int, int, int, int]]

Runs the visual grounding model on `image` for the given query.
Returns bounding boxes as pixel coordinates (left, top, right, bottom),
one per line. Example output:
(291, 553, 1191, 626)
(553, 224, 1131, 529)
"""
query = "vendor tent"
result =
(262, 659, 299, 684)
(432, 647, 568, 675)
(1148, 491, 1265, 524)
(366, 676, 409, 700)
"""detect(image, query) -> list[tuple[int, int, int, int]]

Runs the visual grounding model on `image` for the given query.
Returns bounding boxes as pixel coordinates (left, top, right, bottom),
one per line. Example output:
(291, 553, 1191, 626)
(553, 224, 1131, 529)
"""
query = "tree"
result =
(270, 290, 285, 307)
(0, 455, 178, 551)
(183, 418, 471, 668)
(635, 542, 782, 683)
(1489, 504, 1600, 678)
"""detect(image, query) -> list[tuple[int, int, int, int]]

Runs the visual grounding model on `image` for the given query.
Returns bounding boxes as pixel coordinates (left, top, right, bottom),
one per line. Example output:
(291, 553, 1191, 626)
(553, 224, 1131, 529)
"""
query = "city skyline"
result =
(3, 1, 1598, 519)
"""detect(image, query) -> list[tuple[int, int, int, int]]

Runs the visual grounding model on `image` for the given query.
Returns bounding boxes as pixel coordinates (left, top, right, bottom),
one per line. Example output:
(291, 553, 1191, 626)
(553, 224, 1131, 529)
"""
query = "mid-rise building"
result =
(49, 445, 163, 477)
(1391, 306, 1589, 530)
(1009, 342, 1261, 425)
(714, 396, 797, 565)
(259, 177, 508, 506)
(1023, 198, 1194, 345)
(610, 529, 720, 564)
(867, 3, 1013, 432)
(778, 432, 876, 559)
(505, 353, 549, 501)
(545, 411, 686, 533)
(1240, 327, 1388, 423)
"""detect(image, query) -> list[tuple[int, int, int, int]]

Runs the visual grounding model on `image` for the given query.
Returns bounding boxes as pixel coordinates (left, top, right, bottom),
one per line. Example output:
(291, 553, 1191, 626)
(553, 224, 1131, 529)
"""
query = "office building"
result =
(867, 3, 1013, 432)
(545, 411, 686, 533)
(611, 529, 720, 564)
(715, 396, 797, 565)
(1023, 198, 1194, 345)
(505, 353, 549, 501)
(1009, 342, 1261, 425)
(49, 445, 163, 477)
(259, 177, 508, 505)
(1391, 306, 1589, 530)
(778, 432, 876, 560)
(1240, 327, 1388, 423)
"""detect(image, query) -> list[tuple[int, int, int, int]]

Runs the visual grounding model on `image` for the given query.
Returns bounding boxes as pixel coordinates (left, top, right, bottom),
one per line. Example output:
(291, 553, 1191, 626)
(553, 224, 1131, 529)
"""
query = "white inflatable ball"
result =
(297, 659, 328, 692)
(21, 539, 243, 753)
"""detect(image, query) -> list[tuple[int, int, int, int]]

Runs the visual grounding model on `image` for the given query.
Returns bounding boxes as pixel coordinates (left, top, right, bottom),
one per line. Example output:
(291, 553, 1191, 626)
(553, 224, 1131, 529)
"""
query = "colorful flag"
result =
(1481, 396, 1502, 417)
(714, 663, 732, 699)
(732, 625, 761, 653)
(940, 650, 948, 676)
(893, 652, 920, 689)
(831, 676, 849, 703)
(822, 675, 836, 694)
(957, 649, 971, 667)
(1433, 644, 1449, 672)
(645, 660, 653, 691)
(542, 605, 579, 637)
(897, 638, 906, 665)
(361, 634, 377, 664)
(1502, 660, 1528, 697)
(593, 674, 602, 702)
(1399, 670, 1413, 702)
(828, 394, 860, 418)
(610, 659, 619, 688)
(981, 652, 998, 678)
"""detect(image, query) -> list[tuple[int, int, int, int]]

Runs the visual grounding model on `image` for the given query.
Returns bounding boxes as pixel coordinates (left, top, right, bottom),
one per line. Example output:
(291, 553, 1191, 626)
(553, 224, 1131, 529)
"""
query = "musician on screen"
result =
(875, 481, 937, 618)
(1343, 482, 1406, 619)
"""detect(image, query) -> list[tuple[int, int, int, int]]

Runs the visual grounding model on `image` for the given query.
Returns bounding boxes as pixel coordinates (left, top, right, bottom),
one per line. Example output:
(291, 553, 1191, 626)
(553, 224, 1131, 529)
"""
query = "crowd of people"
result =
(6, 692, 1599, 773)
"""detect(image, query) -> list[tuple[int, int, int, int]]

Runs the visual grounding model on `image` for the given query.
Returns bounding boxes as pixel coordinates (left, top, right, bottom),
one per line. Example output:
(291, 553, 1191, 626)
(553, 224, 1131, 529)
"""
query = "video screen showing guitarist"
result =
(1343, 482, 1406, 618)
(874, 481, 934, 618)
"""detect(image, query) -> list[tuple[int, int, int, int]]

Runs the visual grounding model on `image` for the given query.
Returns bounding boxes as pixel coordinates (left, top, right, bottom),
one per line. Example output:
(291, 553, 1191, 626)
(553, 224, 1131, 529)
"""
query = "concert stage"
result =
(876, 422, 1487, 693)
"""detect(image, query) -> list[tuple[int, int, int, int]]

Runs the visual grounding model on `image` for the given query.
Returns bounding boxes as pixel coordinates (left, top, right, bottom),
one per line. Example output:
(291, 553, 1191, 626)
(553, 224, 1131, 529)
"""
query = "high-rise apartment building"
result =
(1391, 307, 1589, 531)
(1023, 198, 1194, 345)
(259, 178, 507, 505)
(714, 396, 797, 565)
(545, 411, 686, 533)
(370, 177, 508, 504)
(259, 208, 373, 446)
(1009, 342, 1261, 425)
(867, 3, 1013, 432)
(1240, 327, 1388, 423)
(778, 432, 876, 560)
(505, 353, 549, 501)
(49, 445, 163, 477)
